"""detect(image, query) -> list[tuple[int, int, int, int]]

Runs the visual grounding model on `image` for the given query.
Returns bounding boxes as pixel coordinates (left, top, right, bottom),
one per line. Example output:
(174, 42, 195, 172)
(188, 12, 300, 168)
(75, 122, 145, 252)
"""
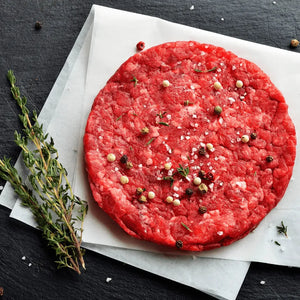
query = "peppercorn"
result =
(120, 155, 128, 164)
(136, 41, 145, 51)
(126, 161, 133, 169)
(250, 132, 257, 139)
(199, 147, 206, 156)
(136, 187, 144, 195)
(175, 240, 183, 249)
(214, 106, 222, 115)
(35, 21, 42, 30)
(198, 170, 206, 179)
(266, 155, 273, 162)
(290, 39, 299, 48)
(138, 195, 147, 203)
(185, 188, 193, 196)
(141, 127, 149, 134)
(205, 172, 214, 181)
(198, 183, 208, 194)
(198, 206, 207, 214)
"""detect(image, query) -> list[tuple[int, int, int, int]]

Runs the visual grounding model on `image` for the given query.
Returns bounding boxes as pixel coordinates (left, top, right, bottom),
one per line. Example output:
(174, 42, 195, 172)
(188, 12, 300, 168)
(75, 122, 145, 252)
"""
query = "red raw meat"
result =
(84, 41, 296, 251)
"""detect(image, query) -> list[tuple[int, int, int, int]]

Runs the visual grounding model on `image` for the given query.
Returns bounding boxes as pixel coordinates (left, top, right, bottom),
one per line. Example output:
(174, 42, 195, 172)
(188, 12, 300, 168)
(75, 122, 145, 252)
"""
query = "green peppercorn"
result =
(214, 106, 222, 115)
(120, 155, 128, 164)
(141, 127, 149, 134)
(185, 188, 193, 196)
(199, 183, 208, 194)
(126, 161, 133, 169)
(175, 240, 183, 249)
(138, 195, 147, 203)
(198, 206, 207, 214)
(136, 187, 144, 195)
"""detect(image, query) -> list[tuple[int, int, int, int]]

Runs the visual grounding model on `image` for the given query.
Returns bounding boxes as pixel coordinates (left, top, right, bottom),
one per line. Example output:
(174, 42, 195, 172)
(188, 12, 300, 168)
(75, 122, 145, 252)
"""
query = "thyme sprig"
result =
(177, 164, 189, 178)
(277, 221, 288, 237)
(0, 70, 88, 274)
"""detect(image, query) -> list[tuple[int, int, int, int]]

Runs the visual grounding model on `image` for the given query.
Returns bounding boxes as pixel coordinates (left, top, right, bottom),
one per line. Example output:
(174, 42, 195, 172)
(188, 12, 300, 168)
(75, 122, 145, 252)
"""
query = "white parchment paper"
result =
(1, 6, 252, 300)
(71, 6, 300, 267)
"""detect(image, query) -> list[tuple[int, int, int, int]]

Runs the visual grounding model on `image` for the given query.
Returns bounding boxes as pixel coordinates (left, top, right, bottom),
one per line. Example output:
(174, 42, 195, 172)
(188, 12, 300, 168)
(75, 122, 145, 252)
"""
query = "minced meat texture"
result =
(84, 41, 296, 251)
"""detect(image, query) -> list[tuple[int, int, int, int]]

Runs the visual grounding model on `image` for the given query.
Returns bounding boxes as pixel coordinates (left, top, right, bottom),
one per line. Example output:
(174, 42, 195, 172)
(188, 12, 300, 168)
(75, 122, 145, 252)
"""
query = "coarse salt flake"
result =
(190, 5, 194, 10)
(192, 114, 197, 118)
(106, 277, 112, 283)
(167, 114, 172, 120)
(228, 97, 235, 104)
(217, 231, 223, 236)
(22, 256, 26, 260)
(260, 280, 266, 285)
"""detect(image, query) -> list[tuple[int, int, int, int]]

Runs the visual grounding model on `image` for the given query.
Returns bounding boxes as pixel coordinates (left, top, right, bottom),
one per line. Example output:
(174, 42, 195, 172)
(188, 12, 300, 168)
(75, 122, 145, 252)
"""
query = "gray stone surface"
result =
(1, 1, 300, 299)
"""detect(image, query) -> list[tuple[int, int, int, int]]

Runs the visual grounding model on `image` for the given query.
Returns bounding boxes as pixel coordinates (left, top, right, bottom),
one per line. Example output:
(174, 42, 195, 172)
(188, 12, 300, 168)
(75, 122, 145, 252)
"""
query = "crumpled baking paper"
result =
(2, 4, 300, 299)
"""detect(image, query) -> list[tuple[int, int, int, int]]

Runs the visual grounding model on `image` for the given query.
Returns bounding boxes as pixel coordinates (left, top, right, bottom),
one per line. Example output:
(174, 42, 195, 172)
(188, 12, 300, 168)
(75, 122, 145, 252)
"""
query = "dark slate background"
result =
(0, 1, 300, 299)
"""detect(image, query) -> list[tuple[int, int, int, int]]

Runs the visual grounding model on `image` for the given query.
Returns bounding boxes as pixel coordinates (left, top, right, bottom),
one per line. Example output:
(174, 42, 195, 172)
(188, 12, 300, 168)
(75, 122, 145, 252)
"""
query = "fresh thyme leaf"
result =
(181, 222, 193, 232)
(158, 122, 169, 126)
(146, 137, 154, 145)
(131, 76, 138, 87)
(116, 114, 123, 121)
(156, 111, 167, 119)
(184, 100, 193, 106)
(177, 164, 189, 177)
(163, 176, 174, 187)
(0, 70, 88, 274)
(274, 241, 281, 246)
(254, 171, 257, 176)
(277, 221, 288, 237)
(194, 66, 217, 73)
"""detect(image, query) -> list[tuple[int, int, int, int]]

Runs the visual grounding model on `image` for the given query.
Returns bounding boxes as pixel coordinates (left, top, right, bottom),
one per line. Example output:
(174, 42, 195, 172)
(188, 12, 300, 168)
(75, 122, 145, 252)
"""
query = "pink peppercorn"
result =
(136, 41, 145, 51)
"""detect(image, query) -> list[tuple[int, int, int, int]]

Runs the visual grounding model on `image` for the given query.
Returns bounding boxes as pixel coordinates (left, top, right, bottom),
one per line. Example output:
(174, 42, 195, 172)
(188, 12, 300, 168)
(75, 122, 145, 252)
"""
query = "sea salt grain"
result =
(190, 5, 194, 10)
(106, 277, 112, 283)
(22, 256, 26, 261)
(260, 280, 266, 285)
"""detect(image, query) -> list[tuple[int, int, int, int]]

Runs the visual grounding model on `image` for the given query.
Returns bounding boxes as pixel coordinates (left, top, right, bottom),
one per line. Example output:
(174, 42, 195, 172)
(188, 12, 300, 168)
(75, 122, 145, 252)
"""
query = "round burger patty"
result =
(84, 41, 296, 251)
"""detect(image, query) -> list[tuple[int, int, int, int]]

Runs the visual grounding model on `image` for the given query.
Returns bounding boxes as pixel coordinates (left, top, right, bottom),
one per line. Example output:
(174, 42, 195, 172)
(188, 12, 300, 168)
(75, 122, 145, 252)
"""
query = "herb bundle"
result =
(0, 71, 88, 274)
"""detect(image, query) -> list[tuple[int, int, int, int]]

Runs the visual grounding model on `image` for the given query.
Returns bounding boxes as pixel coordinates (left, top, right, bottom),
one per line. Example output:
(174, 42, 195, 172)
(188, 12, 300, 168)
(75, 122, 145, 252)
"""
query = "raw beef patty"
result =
(84, 41, 296, 251)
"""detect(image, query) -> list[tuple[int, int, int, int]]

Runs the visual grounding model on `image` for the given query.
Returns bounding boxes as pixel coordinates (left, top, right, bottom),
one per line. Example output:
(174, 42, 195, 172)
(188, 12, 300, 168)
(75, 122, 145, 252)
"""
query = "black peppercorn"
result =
(198, 206, 207, 214)
(185, 188, 193, 196)
(199, 147, 206, 156)
(35, 21, 42, 30)
(175, 240, 183, 249)
(250, 132, 257, 139)
(120, 155, 128, 164)
(205, 172, 214, 181)
(198, 170, 206, 179)
(266, 155, 273, 162)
